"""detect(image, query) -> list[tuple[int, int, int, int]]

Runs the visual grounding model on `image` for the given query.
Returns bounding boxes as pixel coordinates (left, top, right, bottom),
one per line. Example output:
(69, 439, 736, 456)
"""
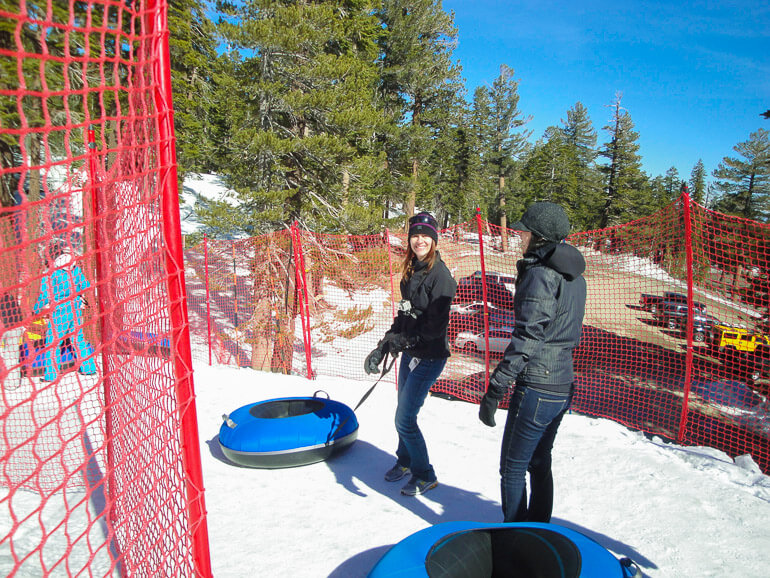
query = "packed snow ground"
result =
(182, 174, 769, 576)
(196, 362, 770, 577)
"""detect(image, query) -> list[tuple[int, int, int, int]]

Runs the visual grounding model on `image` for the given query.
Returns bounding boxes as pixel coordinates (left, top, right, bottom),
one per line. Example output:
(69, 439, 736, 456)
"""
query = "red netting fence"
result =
(1, 1, 210, 576)
(185, 199, 770, 476)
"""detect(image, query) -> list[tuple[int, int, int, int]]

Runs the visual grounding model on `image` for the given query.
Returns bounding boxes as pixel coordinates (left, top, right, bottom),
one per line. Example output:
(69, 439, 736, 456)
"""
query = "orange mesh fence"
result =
(187, 201, 770, 475)
(184, 232, 296, 372)
(1, 2, 210, 577)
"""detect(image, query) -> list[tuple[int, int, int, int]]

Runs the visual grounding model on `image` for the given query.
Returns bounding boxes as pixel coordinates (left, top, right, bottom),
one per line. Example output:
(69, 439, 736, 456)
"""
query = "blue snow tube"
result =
(368, 521, 641, 578)
(218, 391, 358, 468)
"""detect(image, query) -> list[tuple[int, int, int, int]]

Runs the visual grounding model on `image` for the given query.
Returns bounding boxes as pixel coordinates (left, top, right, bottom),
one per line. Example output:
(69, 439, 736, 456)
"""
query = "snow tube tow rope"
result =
(328, 351, 397, 443)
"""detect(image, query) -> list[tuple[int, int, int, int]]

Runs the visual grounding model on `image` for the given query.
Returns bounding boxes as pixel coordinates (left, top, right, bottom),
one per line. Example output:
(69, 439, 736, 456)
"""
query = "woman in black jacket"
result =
(479, 202, 586, 523)
(365, 212, 457, 496)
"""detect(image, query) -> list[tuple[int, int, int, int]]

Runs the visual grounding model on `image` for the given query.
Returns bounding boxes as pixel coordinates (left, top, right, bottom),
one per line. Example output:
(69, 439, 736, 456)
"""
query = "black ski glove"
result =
(479, 393, 499, 427)
(385, 332, 418, 354)
(364, 339, 391, 375)
(364, 348, 383, 375)
(487, 368, 512, 400)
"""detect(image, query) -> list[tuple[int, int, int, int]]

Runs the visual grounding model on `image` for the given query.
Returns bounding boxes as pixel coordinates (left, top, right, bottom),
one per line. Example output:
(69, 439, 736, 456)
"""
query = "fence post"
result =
(475, 209, 491, 389)
(149, 1, 213, 573)
(86, 125, 123, 572)
(232, 243, 240, 365)
(292, 223, 314, 379)
(204, 234, 212, 366)
(677, 187, 695, 443)
(385, 228, 398, 385)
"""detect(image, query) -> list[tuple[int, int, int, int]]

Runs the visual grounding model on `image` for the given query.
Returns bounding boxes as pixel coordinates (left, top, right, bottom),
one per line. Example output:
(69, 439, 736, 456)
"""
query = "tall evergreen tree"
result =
(428, 120, 480, 225)
(597, 94, 648, 228)
(485, 65, 531, 239)
(562, 102, 597, 167)
(689, 159, 707, 205)
(647, 175, 669, 209)
(663, 167, 681, 200)
(520, 127, 576, 207)
(168, 0, 220, 178)
(560, 102, 602, 230)
(468, 86, 496, 213)
(0, 1, 94, 204)
(711, 128, 770, 221)
(377, 0, 463, 223)
(210, 0, 388, 234)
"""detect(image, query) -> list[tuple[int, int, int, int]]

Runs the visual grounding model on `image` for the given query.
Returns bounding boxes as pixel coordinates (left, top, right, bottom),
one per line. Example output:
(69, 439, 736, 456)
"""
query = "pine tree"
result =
(486, 65, 531, 238)
(168, 0, 220, 178)
(689, 159, 707, 205)
(377, 0, 463, 224)
(428, 121, 480, 225)
(210, 0, 388, 234)
(562, 102, 597, 167)
(468, 86, 496, 214)
(663, 167, 681, 200)
(597, 94, 648, 228)
(0, 1, 91, 204)
(711, 129, 770, 222)
(520, 127, 576, 209)
(560, 102, 602, 230)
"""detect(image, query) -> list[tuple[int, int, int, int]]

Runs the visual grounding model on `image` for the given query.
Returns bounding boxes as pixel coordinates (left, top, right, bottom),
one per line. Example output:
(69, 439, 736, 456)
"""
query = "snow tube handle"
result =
(313, 390, 330, 399)
(222, 414, 237, 429)
(620, 557, 642, 578)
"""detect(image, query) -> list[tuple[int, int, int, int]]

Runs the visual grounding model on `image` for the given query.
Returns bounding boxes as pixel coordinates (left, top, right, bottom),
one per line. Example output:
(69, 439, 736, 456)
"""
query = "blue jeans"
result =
(500, 384, 572, 523)
(394, 353, 446, 483)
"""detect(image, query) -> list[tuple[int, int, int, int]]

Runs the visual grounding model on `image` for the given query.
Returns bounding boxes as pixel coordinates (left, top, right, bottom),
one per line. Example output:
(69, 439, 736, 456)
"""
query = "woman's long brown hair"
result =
(401, 238, 437, 280)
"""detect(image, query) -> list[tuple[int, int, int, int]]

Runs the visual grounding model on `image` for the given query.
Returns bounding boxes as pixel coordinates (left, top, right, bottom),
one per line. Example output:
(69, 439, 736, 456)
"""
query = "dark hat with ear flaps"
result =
(511, 202, 570, 242)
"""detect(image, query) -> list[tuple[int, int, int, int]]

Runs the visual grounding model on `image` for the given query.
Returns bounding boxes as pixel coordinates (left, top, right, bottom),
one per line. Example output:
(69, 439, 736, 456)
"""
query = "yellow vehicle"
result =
(712, 325, 770, 353)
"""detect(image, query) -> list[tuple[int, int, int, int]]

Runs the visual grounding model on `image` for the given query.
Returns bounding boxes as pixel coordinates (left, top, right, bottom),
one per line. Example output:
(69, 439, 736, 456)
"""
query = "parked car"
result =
(654, 303, 719, 342)
(455, 271, 515, 310)
(450, 301, 498, 315)
(448, 305, 515, 341)
(659, 305, 719, 343)
(454, 329, 512, 355)
(639, 291, 707, 314)
(710, 325, 770, 354)
(739, 343, 770, 385)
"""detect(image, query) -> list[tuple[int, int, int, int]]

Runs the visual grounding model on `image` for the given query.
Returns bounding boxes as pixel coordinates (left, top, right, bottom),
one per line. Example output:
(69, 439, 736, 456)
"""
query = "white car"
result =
(449, 301, 499, 315)
(454, 330, 512, 354)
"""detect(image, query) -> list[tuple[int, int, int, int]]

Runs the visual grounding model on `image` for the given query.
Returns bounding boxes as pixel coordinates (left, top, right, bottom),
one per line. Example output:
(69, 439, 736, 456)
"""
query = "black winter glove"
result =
(385, 332, 417, 354)
(364, 338, 392, 375)
(488, 369, 512, 400)
(479, 393, 499, 427)
(364, 348, 383, 375)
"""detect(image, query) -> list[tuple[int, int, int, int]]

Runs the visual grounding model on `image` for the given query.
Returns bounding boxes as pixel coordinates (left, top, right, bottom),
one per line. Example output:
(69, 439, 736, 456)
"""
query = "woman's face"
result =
(519, 231, 532, 253)
(410, 234, 433, 261)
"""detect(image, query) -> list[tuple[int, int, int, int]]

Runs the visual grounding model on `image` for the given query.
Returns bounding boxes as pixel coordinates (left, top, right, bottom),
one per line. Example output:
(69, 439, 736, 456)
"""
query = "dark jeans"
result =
(394, 353, 446, 483)
(500, 384, 572, 523)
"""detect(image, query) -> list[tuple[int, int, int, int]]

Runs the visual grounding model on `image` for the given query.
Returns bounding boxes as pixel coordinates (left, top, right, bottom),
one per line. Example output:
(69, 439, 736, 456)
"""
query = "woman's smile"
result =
(410, 234, 432, 260)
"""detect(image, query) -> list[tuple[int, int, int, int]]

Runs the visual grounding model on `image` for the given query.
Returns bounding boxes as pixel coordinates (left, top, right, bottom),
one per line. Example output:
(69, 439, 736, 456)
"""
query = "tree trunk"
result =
(342, 167, 350, 205)
(405, 95, 422, 230)
(498, 170, 507, 251)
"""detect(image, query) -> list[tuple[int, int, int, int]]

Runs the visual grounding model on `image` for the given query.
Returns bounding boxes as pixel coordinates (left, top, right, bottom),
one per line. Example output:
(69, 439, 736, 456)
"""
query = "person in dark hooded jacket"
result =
(478, 201, 586, 523)
(364, 212, 457, 496)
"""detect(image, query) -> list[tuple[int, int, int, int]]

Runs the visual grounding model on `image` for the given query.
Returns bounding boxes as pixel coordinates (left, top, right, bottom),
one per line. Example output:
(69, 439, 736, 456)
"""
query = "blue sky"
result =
(442, 0, 769, 181)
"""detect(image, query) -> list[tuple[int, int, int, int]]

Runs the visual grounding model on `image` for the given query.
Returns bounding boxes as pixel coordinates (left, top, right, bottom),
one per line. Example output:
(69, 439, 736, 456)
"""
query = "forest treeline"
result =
(1, 0, 768, 240)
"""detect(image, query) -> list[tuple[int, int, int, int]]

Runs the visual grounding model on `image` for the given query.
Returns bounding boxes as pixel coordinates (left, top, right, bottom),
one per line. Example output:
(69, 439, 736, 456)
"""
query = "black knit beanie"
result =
(408, 212, 439, 244)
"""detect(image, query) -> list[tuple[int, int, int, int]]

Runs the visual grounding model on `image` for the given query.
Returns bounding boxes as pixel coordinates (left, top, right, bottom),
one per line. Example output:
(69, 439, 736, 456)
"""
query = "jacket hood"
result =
(528, 242, 585, 281)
